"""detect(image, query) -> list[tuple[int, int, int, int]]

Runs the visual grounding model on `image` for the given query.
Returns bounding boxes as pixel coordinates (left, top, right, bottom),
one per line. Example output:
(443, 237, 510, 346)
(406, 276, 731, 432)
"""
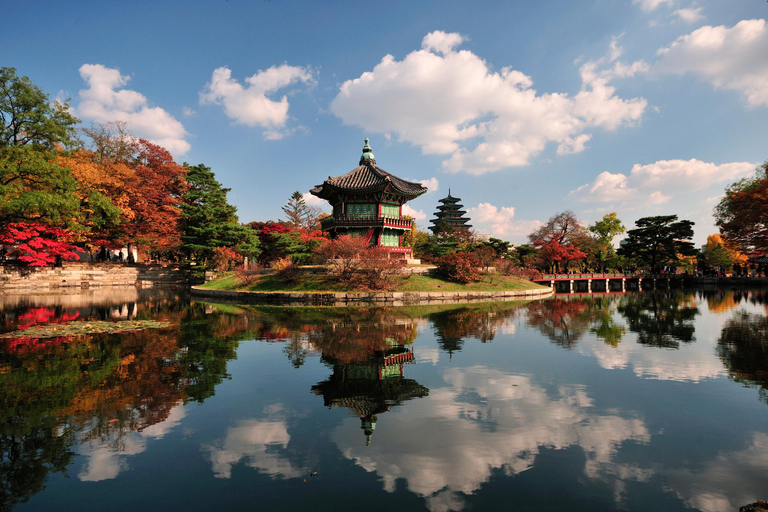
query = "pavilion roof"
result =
(310, 139, 427, 200)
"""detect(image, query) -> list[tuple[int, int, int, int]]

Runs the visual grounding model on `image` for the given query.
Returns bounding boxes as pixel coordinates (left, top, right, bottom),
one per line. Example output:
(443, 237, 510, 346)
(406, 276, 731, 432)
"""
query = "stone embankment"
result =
(190, 286, 552, 307)
(0, 262, 190, 292)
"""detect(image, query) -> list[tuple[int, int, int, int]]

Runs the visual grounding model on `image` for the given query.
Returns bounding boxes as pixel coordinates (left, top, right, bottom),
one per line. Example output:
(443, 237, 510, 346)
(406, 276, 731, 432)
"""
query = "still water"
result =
(1, 288, 766, 512)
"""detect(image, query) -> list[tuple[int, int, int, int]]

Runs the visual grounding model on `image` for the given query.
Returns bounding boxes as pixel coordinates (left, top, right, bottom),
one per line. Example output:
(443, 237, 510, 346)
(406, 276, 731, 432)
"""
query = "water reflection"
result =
(618, 292, 699, 348)
(313, 341, 428, 446)
(1, 289, 768, 512)
(0, 291, 249, 508)
(717, 311, 768, 404)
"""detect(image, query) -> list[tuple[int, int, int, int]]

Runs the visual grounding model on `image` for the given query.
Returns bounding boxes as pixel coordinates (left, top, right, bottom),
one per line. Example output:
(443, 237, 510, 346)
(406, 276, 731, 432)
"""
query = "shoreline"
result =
(190, 285, 553, 306)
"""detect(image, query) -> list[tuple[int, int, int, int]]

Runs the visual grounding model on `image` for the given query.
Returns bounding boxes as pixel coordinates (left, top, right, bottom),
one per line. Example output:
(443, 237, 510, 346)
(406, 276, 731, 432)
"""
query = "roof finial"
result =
(360, 137, 375, 164)
(448, 188, 451, 197)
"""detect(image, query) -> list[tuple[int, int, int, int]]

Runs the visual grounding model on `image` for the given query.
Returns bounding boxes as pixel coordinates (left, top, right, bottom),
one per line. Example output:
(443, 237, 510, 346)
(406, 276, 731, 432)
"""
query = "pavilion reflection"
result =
(310, 322, 428, 445)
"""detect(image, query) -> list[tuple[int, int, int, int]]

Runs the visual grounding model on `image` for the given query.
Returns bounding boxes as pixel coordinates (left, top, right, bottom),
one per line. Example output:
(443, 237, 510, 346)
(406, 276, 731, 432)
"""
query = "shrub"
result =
(273, 256, 300, 283)
(210, 246, 239, 271)
(235, 264, 261, 286)
(435, 252, 481, 284)
(316, 234, 368, 282)
(355, 247, 405, 290)
(495, 258, 543, 281)
(472, 246, 496, 271)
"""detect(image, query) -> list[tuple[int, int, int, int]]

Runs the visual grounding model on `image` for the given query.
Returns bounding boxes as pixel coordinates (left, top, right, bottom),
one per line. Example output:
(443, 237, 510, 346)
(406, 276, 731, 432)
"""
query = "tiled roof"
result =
(311, 162, 427, 200)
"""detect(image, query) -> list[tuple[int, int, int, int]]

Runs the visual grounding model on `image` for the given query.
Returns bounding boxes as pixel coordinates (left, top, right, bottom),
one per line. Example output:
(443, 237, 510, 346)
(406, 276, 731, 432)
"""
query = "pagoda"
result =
(429, 190, 472, 233)
(310, 139, 427, 258)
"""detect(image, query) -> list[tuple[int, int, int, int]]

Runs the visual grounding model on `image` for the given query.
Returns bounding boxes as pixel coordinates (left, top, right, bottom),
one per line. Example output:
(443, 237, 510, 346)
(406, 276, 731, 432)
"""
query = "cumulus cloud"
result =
(78, 405, 185, 482)
(570, 159, 754, 204)
(77, 64, 190, 156)
(301, 192, 328, 208)
(655, 19, 768, 107)
(331, 31, 647, 175)
(402, 204, 427, 221)
(204, 411, 305, 479)
(467, 202, 541, 239)
(333, 367, 651, 504)
(416, 176, 439, 193)
(665, 433, 768, 512)
(673, 7, 704, 24)
(200, 64, 314, 139)
(633, 0, 674, 12)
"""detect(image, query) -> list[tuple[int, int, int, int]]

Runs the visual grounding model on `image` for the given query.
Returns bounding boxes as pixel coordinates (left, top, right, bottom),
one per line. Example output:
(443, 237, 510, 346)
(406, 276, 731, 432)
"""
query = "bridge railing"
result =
(538, 273, 683, 280)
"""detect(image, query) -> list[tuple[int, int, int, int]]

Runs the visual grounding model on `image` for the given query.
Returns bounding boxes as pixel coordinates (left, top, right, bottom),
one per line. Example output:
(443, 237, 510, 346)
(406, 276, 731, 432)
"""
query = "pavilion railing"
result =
(321, 216, 414, 230)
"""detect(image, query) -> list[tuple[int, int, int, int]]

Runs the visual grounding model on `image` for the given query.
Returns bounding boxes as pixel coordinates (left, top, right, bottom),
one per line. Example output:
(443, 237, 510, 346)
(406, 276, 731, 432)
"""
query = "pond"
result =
(1, 288, 766, 512)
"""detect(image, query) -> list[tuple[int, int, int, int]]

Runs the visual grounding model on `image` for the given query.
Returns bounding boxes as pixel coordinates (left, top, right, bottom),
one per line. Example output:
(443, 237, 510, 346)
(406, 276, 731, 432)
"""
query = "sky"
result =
(5, 0, 767, 246)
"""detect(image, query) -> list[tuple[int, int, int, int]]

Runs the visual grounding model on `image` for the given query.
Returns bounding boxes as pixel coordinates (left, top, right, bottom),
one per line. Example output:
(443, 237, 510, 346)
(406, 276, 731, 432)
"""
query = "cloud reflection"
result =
(77, 405, 186, 482)
(204, 407, 305, 480)
(333, 366, 650, 508)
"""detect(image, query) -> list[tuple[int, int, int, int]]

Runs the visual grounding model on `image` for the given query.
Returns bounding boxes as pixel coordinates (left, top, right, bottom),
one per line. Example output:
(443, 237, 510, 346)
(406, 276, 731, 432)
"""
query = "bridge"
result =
(533, 273, 685, 293)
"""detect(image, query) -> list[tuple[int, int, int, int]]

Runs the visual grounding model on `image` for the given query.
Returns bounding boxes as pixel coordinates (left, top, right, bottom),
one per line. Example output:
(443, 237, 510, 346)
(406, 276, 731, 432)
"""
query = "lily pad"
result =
(0, 320, 172, 340)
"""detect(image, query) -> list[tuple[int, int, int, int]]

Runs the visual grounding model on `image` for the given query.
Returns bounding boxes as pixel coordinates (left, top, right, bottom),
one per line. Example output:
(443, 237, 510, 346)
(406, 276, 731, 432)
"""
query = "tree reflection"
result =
(717, 311, 768, 405)
(525, 298, 593, 348)
(427, 304, 521, 356)
(617, 292, 699, 348)
(0, 299, 251, 508)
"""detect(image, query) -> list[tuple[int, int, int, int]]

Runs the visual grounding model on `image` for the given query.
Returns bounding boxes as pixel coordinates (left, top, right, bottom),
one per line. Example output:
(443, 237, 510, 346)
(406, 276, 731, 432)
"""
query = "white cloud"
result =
(655, 19, 768, 107)
(333, 367, 651, 503)
(665, 433, 768, 512)
(402, 204, 427, 221)
(77, 405, 185, 482)
(570, 159, 754, 203)
(467, 202, 541, 240)
(633, 0, 674, 12)
(204, 416, 305, 479)
(200, 64, 314, 139)
(301, 192, 327, 208)
(673, 7, 704, 24)
(416, 176, 439, 193)
(331, 31, 647, 175)
(182, 106, 196, 117)
(77, 64, 190, 156)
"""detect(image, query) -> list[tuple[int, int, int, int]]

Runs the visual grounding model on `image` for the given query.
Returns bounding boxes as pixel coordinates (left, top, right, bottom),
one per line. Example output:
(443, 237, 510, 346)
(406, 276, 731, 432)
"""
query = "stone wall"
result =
(0, 262, 191, 292)
(191, 286, 553, 307)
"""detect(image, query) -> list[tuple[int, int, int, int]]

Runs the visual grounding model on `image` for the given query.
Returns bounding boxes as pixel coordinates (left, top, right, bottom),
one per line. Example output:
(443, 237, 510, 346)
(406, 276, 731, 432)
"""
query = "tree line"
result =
(2, 66, 764, 277)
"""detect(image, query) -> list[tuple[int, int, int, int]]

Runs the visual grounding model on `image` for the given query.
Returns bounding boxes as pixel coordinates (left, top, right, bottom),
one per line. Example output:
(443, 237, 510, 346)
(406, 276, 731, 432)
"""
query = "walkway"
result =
(533, 273, 685, 293)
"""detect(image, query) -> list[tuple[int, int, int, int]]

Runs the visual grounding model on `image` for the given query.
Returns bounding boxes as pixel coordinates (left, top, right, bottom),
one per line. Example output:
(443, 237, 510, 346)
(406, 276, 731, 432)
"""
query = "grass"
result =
(199, 269, 547, 293)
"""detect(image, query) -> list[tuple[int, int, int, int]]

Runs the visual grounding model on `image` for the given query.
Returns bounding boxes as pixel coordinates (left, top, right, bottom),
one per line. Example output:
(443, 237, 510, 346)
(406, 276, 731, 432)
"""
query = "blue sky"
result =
(6, 0, 767, 245)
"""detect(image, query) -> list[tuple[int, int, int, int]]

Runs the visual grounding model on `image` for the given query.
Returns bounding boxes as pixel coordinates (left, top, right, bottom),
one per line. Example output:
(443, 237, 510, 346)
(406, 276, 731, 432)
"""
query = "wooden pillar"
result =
(587, 279, 592, 292)
(621, 278, 625, 292)
(568, 280, 573, 293)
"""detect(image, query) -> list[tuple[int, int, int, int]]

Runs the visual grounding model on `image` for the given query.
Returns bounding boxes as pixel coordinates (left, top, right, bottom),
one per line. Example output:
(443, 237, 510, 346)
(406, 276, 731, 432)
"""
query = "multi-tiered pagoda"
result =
(429, 190, 472, 234)
(311, 139, 427, 258)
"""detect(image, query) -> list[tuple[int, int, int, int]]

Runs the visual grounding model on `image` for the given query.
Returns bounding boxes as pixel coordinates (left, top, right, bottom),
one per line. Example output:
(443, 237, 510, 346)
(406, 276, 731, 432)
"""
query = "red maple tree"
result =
(0, 222, 80, 266)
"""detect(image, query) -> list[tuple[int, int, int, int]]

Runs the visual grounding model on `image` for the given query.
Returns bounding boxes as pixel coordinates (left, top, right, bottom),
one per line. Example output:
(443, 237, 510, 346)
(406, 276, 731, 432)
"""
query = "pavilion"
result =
(310, 139, 427, 259)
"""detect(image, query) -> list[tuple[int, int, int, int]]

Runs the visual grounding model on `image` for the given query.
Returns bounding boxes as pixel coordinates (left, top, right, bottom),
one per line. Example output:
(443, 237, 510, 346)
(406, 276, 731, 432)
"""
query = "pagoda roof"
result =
(311, 139, 427, 200)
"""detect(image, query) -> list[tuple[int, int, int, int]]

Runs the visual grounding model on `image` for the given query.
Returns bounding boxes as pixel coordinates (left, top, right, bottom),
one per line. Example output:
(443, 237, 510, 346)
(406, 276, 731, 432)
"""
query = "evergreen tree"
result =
(617, 215, 696, 273)
(180, 163, 258, 261)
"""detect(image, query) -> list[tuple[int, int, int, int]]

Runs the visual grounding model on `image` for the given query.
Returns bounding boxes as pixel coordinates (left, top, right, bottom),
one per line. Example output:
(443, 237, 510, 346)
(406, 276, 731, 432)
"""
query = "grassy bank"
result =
(199, 270, 547, 293)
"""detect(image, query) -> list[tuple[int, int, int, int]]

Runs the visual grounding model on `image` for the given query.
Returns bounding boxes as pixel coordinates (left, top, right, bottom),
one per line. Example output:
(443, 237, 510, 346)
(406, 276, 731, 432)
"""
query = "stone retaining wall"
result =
(0, 262, 190, 292)
(190, 285, 552, 307)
